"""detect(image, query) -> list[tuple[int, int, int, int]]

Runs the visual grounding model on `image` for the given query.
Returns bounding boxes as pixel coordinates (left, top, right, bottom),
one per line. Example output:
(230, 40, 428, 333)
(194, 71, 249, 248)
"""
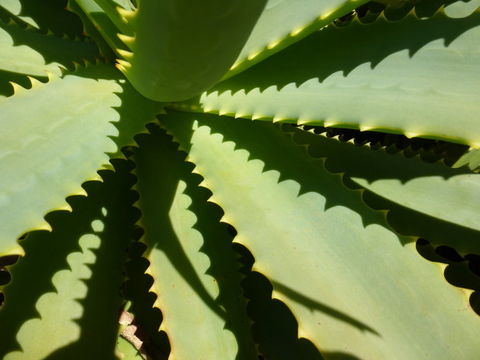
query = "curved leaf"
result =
(116, 0, 267, 101)
(0, 63, 162, 256)
(0, 17, 99, 78)
(0, 0, 84, 37)
(133, 126, 256, 359)
(0, 162, 137, 360)
(179, 6, 480, 147)
(226, 0, 369, 78)
(161, 111, 480, 359)
(291, 126, 480, 254)
(74, 0, 128, 54)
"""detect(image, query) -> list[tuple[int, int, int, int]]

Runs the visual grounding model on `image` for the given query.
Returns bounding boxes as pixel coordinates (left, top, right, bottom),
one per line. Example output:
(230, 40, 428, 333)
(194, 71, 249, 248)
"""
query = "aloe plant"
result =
(1, 0, 480, 358)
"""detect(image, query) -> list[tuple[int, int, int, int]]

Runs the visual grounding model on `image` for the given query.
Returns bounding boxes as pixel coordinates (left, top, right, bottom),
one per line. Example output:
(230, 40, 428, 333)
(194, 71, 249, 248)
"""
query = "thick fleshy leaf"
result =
(178, 5, 480, 147)
(161, 111, 480, 359)
(453, 148, 480, 171)
(67, 0, 116, 60)
(89, 0, 132, 35)
(116, 337, 144, 360)
(111, 0, 135, 11)
(74, 0, 128, 53)
(115, 0, 267, 101)
(0, 63, 162, 256)
(133, 126, 256, 360)
(0, 0, 84, 37)
(0, 16, 99, 78)
(226, 0, 369, 78)
(0, 162, 137, 360)
(290, 126, 480, 254)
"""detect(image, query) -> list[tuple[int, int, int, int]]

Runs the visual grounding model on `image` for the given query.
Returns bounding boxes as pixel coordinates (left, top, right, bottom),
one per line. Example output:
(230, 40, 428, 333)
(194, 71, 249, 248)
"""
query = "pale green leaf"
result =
(291, 126, 480, 254)
(179, 6, 480, 147)
(453, 148, 480, 171)
(0, 17, 99, 78)
(116, 337, 145, 360)
(0, 0, 84, 37)
(133, 126, 256, 360)
(161, 111, 480, 359)
(0, 162, 136, 359)
(0, 63, 162, 256)
(227, 0, 369, 78)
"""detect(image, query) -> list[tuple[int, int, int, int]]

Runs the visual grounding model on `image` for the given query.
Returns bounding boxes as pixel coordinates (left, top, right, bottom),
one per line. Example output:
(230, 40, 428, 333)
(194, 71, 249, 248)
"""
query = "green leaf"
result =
(226, 0, 369, 78)
(161, 111, 480, 359)
(0, 63, 162, 256)
(116, 337, 145, 360)
(90, 0, 132, 35)
(67, 0, 116, 60)
(290, 126, 480, 254)
(74, 0, 128, 54)
(178, 6, 480, 147)
(133, 126, 257, 359)
(0, 17, 99, 78)
(453, 148, 480, 172)
(110, 0, 135, 11)
(0, 0, 84, 37)
(0, 161, 137, 359)
(116, 0, 267, 101)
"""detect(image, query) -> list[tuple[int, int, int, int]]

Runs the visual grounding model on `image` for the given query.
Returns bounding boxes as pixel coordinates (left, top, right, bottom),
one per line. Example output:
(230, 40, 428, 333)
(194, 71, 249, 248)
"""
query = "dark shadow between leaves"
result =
(295, 125, 473, 183)
(416, 238, 480, 316)
(0, 69, 37, 97)
(122, 240, 170, 360)
(44, 159, 138, 360)
(302, 124, 470, 163)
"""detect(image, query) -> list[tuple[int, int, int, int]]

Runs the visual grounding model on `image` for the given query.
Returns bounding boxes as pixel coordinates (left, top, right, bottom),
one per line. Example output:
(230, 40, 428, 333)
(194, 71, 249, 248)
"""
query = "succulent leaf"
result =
(0, 63, 162, 256)
(161, 111, 480, 359)
(0, 17, 98, 78)
(74, 0, 128, 54)
(0, 0, 84, 37)
(226, 0, 370, 78)
(133, 126, 256, 359)
(1, 0, 480, 358)
(291, 126, 480, 254)
(0, 162, 137, 359)
(115, 0, 268, 101)
(178, 5, 480, 146)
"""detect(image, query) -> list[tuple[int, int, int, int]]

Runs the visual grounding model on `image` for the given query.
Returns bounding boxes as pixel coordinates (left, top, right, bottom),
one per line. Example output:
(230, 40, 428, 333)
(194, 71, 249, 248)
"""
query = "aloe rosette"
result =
(0, 0, 480, 359)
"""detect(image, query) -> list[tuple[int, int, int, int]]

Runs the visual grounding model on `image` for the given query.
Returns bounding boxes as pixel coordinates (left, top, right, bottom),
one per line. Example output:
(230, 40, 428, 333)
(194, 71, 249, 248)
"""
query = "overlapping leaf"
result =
(0, 162, 137, 360)
(0, 0, 84, 37)
(133, 126, 256, 359)
(290, 126, 480, 254)
(0, 63, 161, 256)
(0, 16, 98, 79)
(178, 4, 480, 147)
(226, 0, 369, 77)
(161, 111, 480, 359)
(114, 0, 267, 101)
